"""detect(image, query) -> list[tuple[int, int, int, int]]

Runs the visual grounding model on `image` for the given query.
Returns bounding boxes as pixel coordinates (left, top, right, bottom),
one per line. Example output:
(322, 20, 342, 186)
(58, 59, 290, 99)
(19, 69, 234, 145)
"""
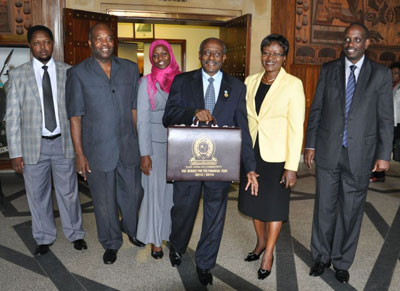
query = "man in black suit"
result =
(304, 23, 393, 283)
(163, 37, 258, 286)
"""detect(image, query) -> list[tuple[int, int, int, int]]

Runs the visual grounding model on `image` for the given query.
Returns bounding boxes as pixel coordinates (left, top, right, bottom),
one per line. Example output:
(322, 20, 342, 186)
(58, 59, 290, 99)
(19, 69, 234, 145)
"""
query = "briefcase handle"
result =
(192, 116, 218, 127)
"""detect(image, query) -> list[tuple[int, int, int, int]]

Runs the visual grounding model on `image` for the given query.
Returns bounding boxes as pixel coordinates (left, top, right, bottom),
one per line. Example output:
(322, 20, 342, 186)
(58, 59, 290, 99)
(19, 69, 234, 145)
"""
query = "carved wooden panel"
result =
(294, 0, 400, 66)
(0, 0, 34, 36)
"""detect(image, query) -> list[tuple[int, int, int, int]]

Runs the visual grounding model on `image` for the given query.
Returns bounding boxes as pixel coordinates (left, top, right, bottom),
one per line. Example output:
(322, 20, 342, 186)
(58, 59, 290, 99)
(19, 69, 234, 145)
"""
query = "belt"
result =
(42, 133, 61, 140)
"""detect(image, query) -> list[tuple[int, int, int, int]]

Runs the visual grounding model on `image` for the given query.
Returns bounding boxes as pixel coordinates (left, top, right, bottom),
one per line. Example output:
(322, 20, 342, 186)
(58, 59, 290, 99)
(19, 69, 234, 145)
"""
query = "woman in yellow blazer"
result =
(238, 34, 305, 280)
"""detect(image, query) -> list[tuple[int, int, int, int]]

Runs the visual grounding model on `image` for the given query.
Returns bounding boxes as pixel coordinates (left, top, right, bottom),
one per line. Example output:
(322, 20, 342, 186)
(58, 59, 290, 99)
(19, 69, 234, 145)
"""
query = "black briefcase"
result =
(166, 120, 241, 182)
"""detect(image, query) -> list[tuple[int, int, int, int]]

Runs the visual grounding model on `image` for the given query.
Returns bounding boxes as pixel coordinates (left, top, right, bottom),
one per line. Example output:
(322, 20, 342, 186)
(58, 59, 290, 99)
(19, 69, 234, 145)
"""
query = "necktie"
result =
(204, 77, 215, 113)
(343, 65, 357, 147)
(42, 65, 56, 132)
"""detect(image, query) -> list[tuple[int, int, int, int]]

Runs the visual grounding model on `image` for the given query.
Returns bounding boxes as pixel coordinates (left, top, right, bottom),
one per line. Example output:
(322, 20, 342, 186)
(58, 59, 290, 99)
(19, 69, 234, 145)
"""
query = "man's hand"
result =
(140, 155, 152, 176)
(75, 153, 91, 181)
(245, 171, 259, 196)
(11, 157, 24, 173)
(194, 109, 213, 124)
(281, 169, 297, 189)
(372, 159, 389, 172)
(304, 149, 315, 169)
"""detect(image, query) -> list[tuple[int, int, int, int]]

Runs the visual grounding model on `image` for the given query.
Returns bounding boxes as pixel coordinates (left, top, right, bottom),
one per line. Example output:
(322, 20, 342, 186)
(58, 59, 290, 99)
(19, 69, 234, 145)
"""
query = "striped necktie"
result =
(342, 65, 357, 147)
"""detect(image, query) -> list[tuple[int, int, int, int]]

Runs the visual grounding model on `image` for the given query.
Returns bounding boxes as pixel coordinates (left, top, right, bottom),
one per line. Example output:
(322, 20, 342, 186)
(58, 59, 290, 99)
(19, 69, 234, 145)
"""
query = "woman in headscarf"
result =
(136, 40, 181, 259)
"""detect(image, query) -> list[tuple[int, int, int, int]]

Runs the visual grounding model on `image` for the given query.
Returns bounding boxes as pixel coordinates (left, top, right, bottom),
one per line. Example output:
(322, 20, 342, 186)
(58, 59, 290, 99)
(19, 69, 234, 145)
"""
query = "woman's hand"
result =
(281, 169, 297, 189)
(245, 171, 259, 196)
(140, 155, 152, 176)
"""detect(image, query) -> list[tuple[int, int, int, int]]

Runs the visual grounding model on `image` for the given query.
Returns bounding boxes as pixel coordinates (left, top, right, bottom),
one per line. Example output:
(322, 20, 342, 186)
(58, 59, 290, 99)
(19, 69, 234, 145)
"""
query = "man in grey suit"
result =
(66, 23, 143, 264)
(5, 25, 86, 256)
(304, 22, 393, 283)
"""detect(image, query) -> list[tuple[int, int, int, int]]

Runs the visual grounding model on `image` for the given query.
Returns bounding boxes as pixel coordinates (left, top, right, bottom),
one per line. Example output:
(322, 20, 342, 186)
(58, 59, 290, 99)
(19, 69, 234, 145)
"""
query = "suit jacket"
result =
(66, 56, 140, 172)
(162, 68, 256, 175)
(5, 60, 74, 164)
(305, 56, 393, 175)
(245, 68, 305, 171)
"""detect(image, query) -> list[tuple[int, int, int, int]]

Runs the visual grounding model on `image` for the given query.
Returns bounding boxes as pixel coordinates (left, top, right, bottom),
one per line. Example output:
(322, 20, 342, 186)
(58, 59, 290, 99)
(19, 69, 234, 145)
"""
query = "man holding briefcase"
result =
(163, 37, 258, 286)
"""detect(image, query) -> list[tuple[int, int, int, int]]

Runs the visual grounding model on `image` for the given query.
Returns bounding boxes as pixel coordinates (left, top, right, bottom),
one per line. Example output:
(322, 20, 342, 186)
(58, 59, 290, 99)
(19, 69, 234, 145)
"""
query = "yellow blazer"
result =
(245, 68, 305, 171)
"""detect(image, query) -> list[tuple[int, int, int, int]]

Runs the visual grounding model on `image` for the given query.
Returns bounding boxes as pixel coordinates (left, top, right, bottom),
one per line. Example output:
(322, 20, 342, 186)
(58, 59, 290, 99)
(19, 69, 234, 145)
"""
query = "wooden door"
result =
(64, 8, 118, 66)
(220, 14, 251, 82)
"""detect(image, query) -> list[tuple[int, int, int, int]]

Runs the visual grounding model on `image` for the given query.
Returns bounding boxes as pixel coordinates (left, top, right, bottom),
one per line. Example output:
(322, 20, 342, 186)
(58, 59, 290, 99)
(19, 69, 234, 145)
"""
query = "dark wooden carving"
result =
(294, 0, 400, 66)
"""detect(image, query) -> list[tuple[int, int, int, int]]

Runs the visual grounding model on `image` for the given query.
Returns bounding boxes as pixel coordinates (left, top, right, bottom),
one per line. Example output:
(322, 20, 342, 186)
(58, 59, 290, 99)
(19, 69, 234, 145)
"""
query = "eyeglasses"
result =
(201, 50, 223, 58)
(262, 51, 285, 57)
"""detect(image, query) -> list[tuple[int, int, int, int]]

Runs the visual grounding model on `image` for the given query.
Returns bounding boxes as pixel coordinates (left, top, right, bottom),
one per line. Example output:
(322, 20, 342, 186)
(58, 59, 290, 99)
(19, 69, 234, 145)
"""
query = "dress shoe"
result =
(196, 267, 213, 286)
(309, 261, 331, 277)
(258, 256, 274, 280)
(169, 250, 182, 267)
(103, 249, 118, 264)
(73, 239, 88, 251)
(34, 244, 50, 256)
(128, 236, 145, 247)
(151, 249, 164, 260)
(334, 268, 349, 283)
(245, 248, 265, 262)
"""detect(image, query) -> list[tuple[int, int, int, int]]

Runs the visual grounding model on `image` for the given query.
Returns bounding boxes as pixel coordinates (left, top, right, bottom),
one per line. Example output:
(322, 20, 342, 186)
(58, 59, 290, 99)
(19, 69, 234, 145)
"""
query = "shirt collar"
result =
(345, 55, 364, 71)
(201, 69, 222, 82)
(33, 57, 55, 71)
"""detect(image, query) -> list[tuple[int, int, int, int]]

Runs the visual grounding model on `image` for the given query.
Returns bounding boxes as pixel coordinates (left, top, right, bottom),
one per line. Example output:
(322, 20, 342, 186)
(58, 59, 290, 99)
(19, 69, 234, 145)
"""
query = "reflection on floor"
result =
(0, 162, 399, 291)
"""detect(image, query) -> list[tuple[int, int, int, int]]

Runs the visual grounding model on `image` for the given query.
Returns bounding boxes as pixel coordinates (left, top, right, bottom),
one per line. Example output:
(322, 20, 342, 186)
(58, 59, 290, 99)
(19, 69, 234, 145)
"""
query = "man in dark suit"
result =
(163, 37, 258, 286)
(66, 23, 144, 264)
(304, 23, 393, 283)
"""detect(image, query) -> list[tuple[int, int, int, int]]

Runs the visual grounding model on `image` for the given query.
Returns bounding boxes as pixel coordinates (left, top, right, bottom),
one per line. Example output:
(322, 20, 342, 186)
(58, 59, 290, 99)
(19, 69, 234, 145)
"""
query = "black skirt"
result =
(238, 139, 290, 222)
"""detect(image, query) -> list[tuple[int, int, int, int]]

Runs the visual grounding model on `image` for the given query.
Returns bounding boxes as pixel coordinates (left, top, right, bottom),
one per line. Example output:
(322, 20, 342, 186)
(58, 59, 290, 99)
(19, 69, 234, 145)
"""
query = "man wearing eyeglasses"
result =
(304, 22, 393, 283)
(163, 37, 258, 286)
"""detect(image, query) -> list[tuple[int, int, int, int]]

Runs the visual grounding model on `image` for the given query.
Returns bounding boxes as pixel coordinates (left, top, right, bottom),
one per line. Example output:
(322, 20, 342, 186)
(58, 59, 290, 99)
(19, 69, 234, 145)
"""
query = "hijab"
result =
(146, 39, 181, 110)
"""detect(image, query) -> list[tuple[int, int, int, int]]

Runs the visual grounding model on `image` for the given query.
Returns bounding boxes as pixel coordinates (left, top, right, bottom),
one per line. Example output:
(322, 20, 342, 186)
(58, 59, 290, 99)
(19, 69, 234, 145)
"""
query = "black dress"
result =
(238, 82, 290, 222)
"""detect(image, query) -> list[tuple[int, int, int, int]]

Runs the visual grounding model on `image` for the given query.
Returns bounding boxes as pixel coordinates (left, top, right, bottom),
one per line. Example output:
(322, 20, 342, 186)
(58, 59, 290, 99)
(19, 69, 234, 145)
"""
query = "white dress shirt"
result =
(32, 57, 61, 136)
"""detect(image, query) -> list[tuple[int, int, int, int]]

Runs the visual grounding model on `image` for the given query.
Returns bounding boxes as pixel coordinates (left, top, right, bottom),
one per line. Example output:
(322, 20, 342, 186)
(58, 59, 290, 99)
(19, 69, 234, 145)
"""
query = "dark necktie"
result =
(343, 65, 357, 147)
(205, 77, 215, 113)
(42, 65, 56, 132)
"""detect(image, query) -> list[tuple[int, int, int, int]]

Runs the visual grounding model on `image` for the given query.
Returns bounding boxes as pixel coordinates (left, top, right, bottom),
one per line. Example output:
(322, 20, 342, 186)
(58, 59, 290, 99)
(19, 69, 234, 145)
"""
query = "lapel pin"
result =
(224, 90, 229, 98)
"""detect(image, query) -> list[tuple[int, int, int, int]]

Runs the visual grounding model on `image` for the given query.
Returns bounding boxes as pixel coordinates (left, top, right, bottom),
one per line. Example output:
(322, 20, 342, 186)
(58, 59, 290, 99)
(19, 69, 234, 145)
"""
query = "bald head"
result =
(89, 23, 113, 41)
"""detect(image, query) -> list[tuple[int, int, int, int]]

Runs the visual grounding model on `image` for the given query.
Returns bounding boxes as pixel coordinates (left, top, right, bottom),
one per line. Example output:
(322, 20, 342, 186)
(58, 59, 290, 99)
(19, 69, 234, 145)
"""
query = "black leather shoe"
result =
(128, 236, 145, 247)
(309, 261, 331, 276)
(151, 250, 164, 259)
(196, 267, 213, 286)
(334, 268, 349, 283)
(34, 244, 50, 256)
(245, 248, 265, 262)
(103, 249, 118, 264)
(73, 239, 88, 250)
(169, 250, 182, 267)
(258, 268, 271, 280)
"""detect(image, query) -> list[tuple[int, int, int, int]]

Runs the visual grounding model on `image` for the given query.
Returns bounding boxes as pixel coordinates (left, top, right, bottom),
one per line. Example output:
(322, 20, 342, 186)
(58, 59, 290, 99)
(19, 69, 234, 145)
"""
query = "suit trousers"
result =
(169, 181, 230, 269)
(86, 162, 143, 250)
(311, 147, 370, 270)
(23, 137, 85, 245)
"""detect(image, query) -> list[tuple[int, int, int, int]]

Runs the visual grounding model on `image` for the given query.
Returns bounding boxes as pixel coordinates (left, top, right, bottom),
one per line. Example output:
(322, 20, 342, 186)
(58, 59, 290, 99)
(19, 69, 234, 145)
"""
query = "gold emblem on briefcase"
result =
(190, 135, 218, 166)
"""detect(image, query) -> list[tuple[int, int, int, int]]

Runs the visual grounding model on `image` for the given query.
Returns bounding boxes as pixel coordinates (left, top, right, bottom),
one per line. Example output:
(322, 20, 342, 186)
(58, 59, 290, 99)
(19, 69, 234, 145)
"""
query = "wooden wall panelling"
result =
(271, 0, 296, 69)
(290, 63, 321, 151)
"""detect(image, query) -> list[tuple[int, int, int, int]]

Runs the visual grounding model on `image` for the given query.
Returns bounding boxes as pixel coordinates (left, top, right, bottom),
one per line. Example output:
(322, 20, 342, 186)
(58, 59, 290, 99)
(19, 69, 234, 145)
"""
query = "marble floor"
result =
(0, 162, 399, 291)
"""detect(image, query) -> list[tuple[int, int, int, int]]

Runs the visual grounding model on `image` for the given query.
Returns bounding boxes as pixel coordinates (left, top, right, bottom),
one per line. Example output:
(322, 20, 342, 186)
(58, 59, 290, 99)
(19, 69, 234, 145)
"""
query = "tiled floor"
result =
(0, 162, 399, 291)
